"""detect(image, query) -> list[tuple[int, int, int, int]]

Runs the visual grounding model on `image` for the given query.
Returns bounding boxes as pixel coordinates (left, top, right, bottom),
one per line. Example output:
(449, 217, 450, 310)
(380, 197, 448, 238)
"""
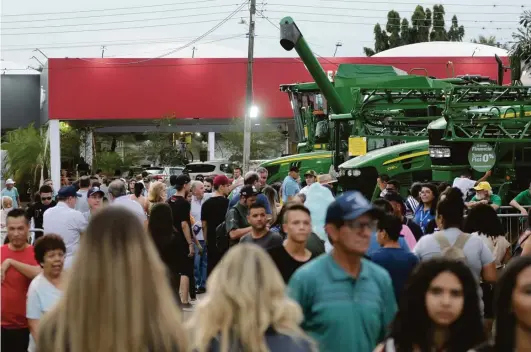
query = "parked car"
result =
(182, 161, 234, 181)
(145, 166, 185, 182)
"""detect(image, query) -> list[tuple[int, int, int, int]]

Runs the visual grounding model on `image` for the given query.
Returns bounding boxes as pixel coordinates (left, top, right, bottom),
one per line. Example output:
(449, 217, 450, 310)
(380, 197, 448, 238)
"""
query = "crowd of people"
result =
(1, 165, 531, 352)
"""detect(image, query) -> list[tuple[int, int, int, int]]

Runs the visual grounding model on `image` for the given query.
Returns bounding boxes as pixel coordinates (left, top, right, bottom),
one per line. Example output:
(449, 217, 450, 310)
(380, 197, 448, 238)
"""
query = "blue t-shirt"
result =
(281, 176, 300, 203)
(414, 206, 435, 234)
(366, 232, 410, 258)
(370, 247, 419, 302)
(229, 193, 272, 214)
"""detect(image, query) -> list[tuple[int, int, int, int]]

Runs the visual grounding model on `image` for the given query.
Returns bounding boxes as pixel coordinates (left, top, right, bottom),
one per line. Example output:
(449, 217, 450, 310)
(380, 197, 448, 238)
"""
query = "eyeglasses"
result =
(343, 219, 378, 231)
(41, 197, 52, 201)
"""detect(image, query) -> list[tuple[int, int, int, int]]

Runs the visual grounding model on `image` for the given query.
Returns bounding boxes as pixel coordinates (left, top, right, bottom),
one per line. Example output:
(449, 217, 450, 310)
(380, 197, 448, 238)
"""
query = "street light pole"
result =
(242, 0, 256, 173)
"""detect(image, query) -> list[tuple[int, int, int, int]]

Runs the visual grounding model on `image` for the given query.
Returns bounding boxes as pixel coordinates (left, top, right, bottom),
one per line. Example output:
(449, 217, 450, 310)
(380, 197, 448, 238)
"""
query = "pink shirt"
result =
(401, 224, 417, 250)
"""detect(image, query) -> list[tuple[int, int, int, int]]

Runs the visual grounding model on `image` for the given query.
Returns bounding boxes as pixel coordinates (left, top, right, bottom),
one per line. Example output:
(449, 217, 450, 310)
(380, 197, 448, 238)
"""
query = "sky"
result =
(1, 0, 528, 72)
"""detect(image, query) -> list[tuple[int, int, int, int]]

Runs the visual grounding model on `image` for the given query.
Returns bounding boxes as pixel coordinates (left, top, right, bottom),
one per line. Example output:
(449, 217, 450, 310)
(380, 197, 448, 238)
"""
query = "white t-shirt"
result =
(26, 274, 63, 352)
(43, 202, 88, 269)
(452, 177, 476, 200)
(112, 195, 147, 224)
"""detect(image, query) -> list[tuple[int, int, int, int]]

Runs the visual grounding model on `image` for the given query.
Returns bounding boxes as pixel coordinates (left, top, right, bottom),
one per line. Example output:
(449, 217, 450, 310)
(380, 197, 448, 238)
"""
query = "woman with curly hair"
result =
(187, 243, 316, 352)
(375, 258, 486, 352)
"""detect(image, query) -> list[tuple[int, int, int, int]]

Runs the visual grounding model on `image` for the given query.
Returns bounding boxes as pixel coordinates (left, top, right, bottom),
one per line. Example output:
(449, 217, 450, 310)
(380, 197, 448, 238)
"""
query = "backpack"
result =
(215, 206, 245, 254)
(512, 231, 530, 257)
(433, 231, 471, 263)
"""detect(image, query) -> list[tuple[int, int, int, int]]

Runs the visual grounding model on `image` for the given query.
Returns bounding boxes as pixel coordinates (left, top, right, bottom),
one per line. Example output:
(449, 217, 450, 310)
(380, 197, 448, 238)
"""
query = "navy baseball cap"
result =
(326, 191, 378, 224)
(57, 186, 81, 198)
(87, 186, 105, 197)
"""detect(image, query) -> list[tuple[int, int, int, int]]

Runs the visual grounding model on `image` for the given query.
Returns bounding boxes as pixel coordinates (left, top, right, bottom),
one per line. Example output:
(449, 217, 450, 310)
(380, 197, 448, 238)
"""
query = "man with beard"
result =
(466, 182, 501, 212)
(240, 203, 283, 250)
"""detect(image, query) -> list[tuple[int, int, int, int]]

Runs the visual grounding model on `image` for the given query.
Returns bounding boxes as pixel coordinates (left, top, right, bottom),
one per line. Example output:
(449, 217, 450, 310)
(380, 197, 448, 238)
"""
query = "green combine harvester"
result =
(261, 16, 501, 184)
(261, 16, 531, 203)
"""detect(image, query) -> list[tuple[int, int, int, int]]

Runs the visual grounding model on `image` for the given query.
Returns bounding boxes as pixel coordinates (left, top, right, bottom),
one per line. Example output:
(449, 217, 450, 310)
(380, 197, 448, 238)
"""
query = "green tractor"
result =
(260, 16, 504, 189)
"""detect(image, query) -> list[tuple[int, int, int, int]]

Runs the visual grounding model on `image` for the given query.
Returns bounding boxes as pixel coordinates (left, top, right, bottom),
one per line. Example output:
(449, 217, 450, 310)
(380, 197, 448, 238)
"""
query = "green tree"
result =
(1, 123, 48, 186)
(471, 35, 509, 49)
(511, 10, 531, 76)
(447, 15, 465, 42)
(364, 4, 464, 56)
(387, 11, 402, 48)
(219, 119, 286, 162)
(59, 122, 81, 169)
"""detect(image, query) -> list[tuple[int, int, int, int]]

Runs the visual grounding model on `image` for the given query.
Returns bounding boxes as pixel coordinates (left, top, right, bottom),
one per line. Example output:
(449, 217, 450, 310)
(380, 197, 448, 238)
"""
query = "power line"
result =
(2, 10, 246, 31)
(1, 34, 247, 52)
(0, 0, 216, 17)
(266, 3, 524, 15)
(104, 33, 246, 58)
(74, 1, 248, 65)
(0, 3, 242, 24)
(0, 17, 241, 36)
(264, 9, 521, 23)
(320, 0, 527, 8)
(265, 17, 517, 30)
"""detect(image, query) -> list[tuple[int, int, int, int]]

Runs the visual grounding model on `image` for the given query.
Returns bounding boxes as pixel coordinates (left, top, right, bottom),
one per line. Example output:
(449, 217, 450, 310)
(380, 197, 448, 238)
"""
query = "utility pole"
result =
(333, 42, 342, 57)
(242, 0, 256, 173)
(101, 46, 106, 58)
(192, 46, 197, 58)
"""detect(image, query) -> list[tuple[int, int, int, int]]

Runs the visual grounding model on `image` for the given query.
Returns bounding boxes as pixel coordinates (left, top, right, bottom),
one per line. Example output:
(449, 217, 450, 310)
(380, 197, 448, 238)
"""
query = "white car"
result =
(183, 161, 234, 181)
(145, 166, 185, 182)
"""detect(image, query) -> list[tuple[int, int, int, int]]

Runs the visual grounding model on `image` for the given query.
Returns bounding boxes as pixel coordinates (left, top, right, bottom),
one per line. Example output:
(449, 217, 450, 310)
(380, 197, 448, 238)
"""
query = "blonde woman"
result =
(187, 243, 316, 352)
(37, 206, 187, 352)
(147, 181, 167, 214)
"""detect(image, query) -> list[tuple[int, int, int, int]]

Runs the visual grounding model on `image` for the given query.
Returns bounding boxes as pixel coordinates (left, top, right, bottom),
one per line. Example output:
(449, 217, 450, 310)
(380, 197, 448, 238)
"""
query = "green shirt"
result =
(471, 194, 502, 206)
(513, 190, 531, 206)
(287, 254, 397, 352)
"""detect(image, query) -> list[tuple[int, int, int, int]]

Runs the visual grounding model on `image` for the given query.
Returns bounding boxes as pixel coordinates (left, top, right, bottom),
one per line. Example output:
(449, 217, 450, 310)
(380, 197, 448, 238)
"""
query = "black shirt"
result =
(268, 245, 316, 283)
(201, 196, 230, 247)
(168, 195, 191, 244)
(26, 201, 57, 230)
(240, 231, 284, 250)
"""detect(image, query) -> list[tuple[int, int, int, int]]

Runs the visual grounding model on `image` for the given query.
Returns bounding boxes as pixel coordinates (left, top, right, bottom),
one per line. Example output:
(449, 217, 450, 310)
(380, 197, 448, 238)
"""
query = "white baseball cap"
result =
(5, 179, 15, 185)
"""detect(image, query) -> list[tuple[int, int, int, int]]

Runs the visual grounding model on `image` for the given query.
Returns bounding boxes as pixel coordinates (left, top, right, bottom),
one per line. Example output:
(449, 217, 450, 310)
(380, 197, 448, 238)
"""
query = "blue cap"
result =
(325, 191, 377, 223)
(57, 186, 81, 198)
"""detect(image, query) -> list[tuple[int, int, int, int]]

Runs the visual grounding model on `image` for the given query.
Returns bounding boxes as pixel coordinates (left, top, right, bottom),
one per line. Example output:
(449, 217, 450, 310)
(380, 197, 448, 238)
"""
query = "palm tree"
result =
(511, 10, 531, 73)
(1, 123, 49, 187)
(472, 35, 509, 49)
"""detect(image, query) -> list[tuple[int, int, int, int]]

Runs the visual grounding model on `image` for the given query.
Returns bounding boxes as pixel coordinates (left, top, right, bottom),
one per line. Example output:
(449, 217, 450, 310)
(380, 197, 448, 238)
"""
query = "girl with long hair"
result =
(464, 204, 511, 336)
(187, 243, 316, 352)
(130, 181, 148, 213)
(472, 256, 531, 352)
(375, 258, 486, 352)
(37, 206, 187, 352)
(414, 183, 439, 234)
(148, 181, 167, 214)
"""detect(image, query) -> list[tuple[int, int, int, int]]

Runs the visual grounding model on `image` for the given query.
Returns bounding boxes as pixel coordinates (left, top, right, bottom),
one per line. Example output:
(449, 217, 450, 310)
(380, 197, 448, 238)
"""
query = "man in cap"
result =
(281, 166, 301, 203)
(384, 192, 424, 241)
(201, 175, 231, 277)
(466, 181, 501, 211)
(299, 170, 317, 195)
(225, 185, 258, 246)
(288, 191, 397, 352)
(42, 186, 87, 269)
(1, 179, 20, 209)
(83, 186, 105, 221)
(228, 171, 271, 214)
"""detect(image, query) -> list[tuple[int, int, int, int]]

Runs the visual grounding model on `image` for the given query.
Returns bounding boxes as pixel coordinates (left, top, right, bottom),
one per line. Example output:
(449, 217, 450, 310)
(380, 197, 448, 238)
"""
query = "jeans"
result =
(1, 327, 29, 352)
(194, 240, 208, 289)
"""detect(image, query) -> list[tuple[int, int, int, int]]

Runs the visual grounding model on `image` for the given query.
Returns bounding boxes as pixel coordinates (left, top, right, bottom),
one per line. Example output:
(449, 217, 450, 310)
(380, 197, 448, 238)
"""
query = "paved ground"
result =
(182, 293, 205, 321)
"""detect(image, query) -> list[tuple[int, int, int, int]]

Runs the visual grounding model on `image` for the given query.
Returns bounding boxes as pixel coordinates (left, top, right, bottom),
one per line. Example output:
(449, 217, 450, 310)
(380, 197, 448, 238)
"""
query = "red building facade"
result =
(46, 56, 509, 121)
